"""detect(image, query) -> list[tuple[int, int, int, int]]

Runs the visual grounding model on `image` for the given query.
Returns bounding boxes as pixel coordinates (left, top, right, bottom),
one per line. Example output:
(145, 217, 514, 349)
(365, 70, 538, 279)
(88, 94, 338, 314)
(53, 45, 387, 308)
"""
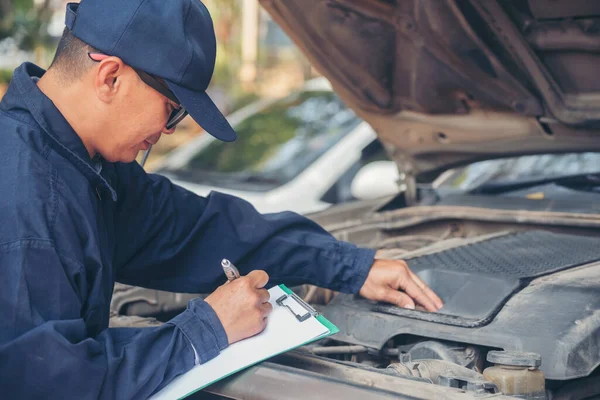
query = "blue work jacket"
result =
(0, 63, 376, 399)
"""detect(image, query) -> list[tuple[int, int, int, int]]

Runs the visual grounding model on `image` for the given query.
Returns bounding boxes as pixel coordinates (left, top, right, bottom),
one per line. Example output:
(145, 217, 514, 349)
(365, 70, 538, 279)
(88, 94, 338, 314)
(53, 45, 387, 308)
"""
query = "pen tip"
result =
(221, 259, 230, 267)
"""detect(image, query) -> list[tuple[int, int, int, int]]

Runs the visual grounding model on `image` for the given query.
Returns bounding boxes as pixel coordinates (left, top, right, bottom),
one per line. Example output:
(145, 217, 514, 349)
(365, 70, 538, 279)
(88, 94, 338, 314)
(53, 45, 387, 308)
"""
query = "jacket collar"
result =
(9, 63, 117, 201)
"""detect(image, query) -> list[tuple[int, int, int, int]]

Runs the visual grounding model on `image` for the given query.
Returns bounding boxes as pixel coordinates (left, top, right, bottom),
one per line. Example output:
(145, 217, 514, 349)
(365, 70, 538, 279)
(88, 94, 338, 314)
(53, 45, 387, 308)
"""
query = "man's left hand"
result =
(359, 257, 443, 312)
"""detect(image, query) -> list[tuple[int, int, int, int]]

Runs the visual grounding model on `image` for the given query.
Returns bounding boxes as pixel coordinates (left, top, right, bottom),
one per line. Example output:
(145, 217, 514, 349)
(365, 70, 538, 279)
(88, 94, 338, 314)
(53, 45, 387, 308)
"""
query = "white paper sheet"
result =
(150, 285, 330, 400)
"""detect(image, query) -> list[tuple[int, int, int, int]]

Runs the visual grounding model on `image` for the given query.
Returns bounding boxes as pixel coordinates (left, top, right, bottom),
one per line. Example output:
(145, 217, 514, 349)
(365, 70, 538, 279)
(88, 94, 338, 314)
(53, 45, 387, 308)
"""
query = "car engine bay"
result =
(112, 195, 600, 399)
(302, 197, 600, 399)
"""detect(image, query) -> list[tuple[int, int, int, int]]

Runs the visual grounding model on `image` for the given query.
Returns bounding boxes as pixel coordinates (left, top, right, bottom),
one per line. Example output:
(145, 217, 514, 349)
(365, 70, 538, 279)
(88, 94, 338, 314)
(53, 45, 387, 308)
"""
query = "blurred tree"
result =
(211, 0, 240, 46)
(205, 0, 244, 111)
(0, 0, 54, 51)
(0, 0, 12, 38)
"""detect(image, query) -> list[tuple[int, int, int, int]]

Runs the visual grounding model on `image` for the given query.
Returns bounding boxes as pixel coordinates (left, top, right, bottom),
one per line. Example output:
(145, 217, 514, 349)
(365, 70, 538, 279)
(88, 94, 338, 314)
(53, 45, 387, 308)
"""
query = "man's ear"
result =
(93, 57, 125, 103)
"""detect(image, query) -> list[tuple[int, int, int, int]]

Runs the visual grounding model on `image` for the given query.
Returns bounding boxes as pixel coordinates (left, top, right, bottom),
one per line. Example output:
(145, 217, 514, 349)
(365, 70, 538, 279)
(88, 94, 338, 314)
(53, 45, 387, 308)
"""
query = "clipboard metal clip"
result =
(276, 292, 319, 322)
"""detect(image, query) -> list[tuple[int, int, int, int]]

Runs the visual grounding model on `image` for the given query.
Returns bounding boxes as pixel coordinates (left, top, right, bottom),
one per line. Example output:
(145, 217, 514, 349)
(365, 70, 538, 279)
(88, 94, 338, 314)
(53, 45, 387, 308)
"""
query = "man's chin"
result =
(102, 153, 137, 164)
(95, 148, 146, 165)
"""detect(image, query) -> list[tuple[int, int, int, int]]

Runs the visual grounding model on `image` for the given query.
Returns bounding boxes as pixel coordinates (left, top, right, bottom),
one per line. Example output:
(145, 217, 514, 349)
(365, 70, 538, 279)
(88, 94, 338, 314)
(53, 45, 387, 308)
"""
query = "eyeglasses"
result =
(87, 53, 188, 130)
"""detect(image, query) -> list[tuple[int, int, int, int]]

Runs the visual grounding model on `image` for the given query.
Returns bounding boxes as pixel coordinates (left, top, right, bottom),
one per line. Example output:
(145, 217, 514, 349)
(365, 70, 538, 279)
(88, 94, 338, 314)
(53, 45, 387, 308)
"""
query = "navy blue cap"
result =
(65, 0, 236, 142)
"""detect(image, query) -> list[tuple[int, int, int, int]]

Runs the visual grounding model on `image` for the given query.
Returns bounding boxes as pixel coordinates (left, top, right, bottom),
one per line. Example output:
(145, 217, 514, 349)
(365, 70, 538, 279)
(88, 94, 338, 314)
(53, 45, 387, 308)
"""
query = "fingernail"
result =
(403, 304, 415, 310)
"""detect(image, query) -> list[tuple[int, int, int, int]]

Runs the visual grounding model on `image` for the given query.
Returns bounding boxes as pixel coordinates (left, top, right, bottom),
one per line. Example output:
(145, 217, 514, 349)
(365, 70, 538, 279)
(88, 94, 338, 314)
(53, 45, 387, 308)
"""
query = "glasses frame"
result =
(87, 53, 189, 130)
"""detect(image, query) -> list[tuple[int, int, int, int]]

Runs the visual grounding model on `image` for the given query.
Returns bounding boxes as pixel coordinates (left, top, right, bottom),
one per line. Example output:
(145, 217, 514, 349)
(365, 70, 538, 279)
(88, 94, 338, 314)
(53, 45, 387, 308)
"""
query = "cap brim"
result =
(166, 81, 237, 142)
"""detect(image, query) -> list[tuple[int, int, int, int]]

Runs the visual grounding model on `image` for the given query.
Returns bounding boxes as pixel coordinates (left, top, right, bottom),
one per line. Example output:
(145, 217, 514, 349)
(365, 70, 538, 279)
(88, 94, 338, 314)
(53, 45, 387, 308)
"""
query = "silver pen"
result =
(221, 258, 240, 282)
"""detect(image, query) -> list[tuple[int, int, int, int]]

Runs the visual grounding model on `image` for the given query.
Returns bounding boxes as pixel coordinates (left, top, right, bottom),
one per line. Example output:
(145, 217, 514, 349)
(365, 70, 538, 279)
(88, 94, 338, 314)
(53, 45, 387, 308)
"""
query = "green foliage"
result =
(189, 96, 300, 173)
(205, 0, 243, 101)
(230, 91, 260, 112)
(0, 68, 12, 84)
(0, 0, 54, 50)
(184, 91, 354, 178)
(0, 0, 14, 38)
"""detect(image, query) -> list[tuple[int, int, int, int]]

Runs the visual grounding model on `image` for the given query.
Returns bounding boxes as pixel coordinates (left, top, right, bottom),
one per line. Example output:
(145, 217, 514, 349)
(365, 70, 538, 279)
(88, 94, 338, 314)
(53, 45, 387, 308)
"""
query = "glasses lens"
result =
(166, 108, 188, 130)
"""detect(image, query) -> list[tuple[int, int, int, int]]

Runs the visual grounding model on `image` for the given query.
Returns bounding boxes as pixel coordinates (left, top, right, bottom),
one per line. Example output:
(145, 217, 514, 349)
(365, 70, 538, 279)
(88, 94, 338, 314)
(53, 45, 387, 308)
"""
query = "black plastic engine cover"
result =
(323, 231, 600, 380)
(374, 230, 600, 327)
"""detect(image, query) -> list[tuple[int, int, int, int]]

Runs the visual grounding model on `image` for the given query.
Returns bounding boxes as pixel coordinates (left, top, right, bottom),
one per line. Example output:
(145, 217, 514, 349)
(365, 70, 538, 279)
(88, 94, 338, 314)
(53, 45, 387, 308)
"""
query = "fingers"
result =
(261, 301, 273, 316)
(255, 302, 273, 335)
(256, 288, 270, 304)
(359, 259, 444, 312)
(207, 270, 273, 344)
(399, 277, 439, 312)
(381, 289, 415, 309)
(409, 270, 443, 309)
(249, 304, 272, 338)
(247, 270, 269, 288)
(387, 260, 442, 311)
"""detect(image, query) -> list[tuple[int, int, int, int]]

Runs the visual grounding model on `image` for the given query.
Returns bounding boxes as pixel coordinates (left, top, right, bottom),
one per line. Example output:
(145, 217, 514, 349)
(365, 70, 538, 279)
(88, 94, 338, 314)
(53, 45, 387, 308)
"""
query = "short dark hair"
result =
(48, 28, 100, 81)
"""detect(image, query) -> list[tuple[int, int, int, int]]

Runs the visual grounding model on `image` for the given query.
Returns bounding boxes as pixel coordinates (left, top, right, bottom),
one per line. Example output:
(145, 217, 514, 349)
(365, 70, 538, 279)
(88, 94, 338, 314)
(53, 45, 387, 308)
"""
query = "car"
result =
(153, 78, 398, 215)
(114, 1, 600, 399)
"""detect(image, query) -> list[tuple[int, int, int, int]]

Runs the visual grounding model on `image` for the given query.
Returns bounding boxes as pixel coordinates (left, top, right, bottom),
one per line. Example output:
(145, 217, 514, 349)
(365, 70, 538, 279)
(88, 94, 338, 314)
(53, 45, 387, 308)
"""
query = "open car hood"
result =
(259, 0, 600, 180)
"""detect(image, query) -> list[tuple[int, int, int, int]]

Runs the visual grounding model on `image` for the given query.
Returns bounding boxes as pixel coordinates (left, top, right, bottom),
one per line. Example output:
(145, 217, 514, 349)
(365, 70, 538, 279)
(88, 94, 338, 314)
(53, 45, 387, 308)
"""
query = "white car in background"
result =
(154, 78, 400, 214)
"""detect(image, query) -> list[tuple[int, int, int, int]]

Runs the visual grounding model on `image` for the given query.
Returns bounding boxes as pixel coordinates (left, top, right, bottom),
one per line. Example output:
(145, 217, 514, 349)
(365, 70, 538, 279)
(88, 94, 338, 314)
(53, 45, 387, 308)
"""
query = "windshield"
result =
(163, 90, 361, 190)
(437, 153, 600, 192)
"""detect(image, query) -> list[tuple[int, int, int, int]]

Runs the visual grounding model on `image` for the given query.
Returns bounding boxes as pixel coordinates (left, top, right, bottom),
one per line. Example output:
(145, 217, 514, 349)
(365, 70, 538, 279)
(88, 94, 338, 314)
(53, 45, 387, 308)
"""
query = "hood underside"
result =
(260, 0, 600, 179)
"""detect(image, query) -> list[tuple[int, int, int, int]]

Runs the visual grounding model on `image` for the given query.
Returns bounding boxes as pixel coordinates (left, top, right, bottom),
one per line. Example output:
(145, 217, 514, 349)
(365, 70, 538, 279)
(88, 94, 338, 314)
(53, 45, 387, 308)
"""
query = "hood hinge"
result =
(395, 153, 418, 206)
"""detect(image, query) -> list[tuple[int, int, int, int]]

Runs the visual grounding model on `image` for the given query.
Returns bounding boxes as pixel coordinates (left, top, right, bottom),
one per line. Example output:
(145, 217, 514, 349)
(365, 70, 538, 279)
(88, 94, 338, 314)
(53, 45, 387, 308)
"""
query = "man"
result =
(0, 0, 442, 399)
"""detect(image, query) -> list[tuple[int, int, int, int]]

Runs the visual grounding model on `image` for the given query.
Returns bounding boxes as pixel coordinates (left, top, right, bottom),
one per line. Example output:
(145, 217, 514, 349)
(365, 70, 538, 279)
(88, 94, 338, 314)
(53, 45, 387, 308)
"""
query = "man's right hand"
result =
(205, 270, 272, 344)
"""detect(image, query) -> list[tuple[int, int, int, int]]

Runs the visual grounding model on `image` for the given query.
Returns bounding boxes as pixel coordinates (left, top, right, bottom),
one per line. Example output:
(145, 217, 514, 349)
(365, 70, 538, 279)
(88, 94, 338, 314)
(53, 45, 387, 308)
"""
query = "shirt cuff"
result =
(335, 241, 376, 294)
(167, 298, 229, 365)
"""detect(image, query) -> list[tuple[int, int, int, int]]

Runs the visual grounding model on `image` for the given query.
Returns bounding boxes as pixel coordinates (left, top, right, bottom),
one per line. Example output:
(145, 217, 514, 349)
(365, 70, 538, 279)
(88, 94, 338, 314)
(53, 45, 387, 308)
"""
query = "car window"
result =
(165, 90, 361, 188)
(438, 153, 600, 191)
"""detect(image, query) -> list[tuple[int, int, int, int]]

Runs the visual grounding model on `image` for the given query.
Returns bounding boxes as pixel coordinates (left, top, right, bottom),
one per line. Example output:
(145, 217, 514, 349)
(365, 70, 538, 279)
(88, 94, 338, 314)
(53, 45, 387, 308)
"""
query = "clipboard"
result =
(150, 284, 339, 400)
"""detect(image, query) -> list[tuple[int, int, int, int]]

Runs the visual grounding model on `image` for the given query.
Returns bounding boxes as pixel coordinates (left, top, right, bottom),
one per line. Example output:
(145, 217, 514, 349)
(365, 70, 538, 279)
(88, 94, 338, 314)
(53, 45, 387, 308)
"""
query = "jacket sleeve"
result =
(0, 239, 228, 400)
(113, 162, 376, 294)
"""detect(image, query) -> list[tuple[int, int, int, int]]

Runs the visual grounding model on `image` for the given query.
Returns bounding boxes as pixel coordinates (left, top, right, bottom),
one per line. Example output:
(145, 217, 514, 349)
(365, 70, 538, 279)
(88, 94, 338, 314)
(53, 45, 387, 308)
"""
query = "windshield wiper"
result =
(471, 172, 600, 195)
